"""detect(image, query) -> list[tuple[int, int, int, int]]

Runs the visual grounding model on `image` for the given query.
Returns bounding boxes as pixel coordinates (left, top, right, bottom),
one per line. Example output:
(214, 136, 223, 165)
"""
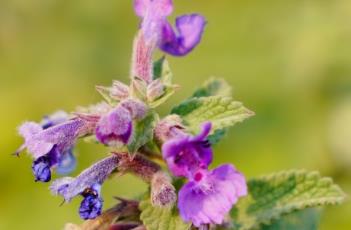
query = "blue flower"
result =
(50, 155, 120, 219)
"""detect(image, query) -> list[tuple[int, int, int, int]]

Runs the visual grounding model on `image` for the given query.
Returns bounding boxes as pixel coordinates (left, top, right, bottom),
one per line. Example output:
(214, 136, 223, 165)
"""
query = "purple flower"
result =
(50, 155, 120, 202)
(17, 112, 87, 182)
(178, 164, 247, 227)
(18, 118, 94, 159)
(159, 14, 206, 56)
(162, 122, 213, 177)
(134, 0, 206, 56)
(50, 155, 120, 219)
(95, 106, 133, 146)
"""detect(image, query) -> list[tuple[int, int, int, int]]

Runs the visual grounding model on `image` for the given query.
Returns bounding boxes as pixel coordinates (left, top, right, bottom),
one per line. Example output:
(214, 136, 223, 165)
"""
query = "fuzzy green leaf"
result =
(191, 78, 232, 143)
(139, 198, 191, 230)
(260, 208, 320, 230)
(232, 170, 346, 230)
(127, 112, 158, 154)
(171, 96, 254, 134)
(192, 77, 232, 98)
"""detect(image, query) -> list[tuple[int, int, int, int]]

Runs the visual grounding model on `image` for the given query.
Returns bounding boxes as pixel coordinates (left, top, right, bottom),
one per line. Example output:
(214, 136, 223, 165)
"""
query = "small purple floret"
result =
(95, 106, 133, 146)
(162, 122, 213, 177)
(178, 164, 247, 227)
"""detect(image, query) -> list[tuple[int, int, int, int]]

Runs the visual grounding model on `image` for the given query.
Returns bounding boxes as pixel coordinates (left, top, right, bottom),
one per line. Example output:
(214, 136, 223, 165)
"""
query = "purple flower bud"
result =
(95, 106, 133, 146)
(154, 115, 185, 143)
(120, 98, 148, 120)
(151, 171, 176, 207)
(162, 122, 213, 177)
(178, 164, 247, 227)
(50, 155, 120, 202)
(159, 14, 206, 56)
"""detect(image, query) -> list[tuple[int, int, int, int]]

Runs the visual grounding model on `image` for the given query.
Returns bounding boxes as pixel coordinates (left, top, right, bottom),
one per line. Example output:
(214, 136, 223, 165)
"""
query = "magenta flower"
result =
(134, 0, 206, 56)
(162, 122, 213, 177)
(162, 122, 248, 226)
(178, 164, 247, 227)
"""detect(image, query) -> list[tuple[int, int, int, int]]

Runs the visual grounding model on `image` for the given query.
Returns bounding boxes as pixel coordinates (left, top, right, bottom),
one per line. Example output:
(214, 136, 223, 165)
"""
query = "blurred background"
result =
(1, 0, 351, 229)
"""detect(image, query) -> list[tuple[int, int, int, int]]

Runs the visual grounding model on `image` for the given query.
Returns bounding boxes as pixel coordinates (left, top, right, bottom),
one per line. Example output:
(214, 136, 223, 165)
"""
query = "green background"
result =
(1, 0, 350, 229)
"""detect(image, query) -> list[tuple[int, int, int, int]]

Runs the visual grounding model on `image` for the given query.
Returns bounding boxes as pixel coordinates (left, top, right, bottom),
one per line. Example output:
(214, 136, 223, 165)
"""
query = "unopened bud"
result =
(130, 77, 148, 101)
(154, 115, 185, 143)
(151, 171, 176, 207)
(120, 98, 148, 120)
(111, 80, 130, 100)
(147, 79, 165, 102)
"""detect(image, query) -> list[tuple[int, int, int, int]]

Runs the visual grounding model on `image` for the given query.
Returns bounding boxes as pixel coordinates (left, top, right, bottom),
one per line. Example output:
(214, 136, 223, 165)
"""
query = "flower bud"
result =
(154, 115, 185, 143)
(147, 79, 165, 102)
(111, 80, 130, 100)
(151, 171, 176, 207)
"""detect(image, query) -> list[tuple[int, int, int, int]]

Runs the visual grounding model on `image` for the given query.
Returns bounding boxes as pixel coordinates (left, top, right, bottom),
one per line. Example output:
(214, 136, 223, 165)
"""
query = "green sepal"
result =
(127, 111, 158, 155)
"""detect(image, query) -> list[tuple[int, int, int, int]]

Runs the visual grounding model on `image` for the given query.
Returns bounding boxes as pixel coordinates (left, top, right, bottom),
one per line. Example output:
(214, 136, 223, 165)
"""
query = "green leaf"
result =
(139, 198, 191, 230)
(207, 128, 228, 145)
(127, 112, 158, 154)
(260, 208, 320, 230)
(171, 96, 254, 134)
(232, 170, 346, 230)
(192, 77, 232, 98)
(149, 57, 177, 108)
(153, 57, 172, 84)
(190, 78, 232, 143)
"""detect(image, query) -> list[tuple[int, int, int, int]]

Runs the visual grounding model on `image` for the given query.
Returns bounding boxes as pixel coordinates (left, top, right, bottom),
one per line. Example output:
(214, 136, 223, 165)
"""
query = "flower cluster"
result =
(15, 0, 250, 229)
(162, 122, 247, 227)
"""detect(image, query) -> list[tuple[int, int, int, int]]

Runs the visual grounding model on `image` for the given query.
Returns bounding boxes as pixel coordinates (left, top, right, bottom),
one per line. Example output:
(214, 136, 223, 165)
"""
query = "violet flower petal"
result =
(162, 122, 213, 177)
(178, 164, 247, 227)
(159, 14, 206, 56)
(50, 155, 120, 202)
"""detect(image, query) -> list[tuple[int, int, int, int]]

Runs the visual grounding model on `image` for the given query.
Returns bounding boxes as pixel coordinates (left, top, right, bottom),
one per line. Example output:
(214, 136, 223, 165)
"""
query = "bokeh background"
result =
(1, 0, 351, 229)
